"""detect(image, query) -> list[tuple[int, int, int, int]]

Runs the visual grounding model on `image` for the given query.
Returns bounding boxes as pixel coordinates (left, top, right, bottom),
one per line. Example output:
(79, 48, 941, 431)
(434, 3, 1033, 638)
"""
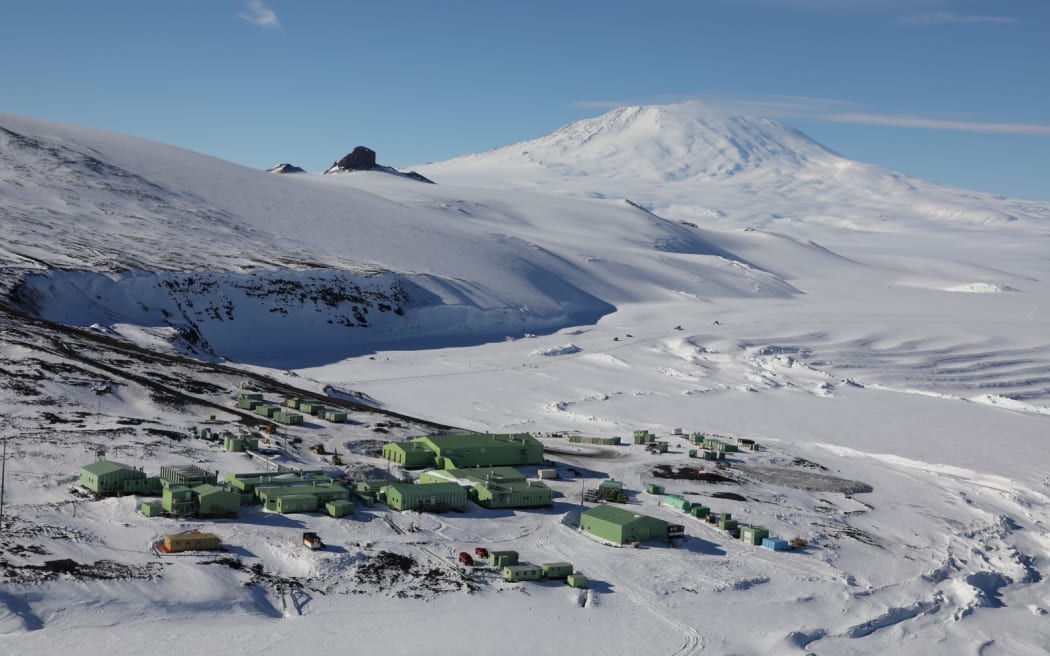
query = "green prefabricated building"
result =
(274, 494, 319, 514)
(284, 398, 303, 408)
(540, 562, 574, 579)
(381, 441, 438, 469)
(224, 434, 260, 452)
(502, 564, 543, 582)
(324, 410, 348, 422)
(663, 495, 691, 512)
(566, 574, 588, 589)
(237, 397, 261, 410)
(690, 505, 710, 518)
(646, 483, 665, 495)
(473, 479, 552, 509)
(162, 484, 195, 515)
(427, 467, 552, 509)
(326, 500, 355, 517)
(740, 525, 770, 545)
(488, 550, 519, 567)
(139, 500, 163, 517)
(160, 464, 215, 486)
(193, 484, 241, 517)
(254, 405, 280, 418)
(399, 432, 544, 469)
(256, 483, 349, 507)
(718, 513, 738, 531)
(80, 460, 146, 495)
(122, 476, 162, 495)
(702, 450, 725, 461)
(274, 411, 304, 425)
(580, 504, 670, 545)
(382, 482, 467, 512)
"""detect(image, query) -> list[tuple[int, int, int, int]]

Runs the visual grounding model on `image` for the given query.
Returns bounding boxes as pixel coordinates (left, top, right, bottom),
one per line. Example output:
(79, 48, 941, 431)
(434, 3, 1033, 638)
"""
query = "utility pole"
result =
(0, 437, 7, 534)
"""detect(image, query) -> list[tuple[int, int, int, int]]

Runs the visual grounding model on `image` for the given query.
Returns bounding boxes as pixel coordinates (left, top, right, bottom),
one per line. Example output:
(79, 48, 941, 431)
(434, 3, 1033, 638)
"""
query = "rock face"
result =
(324, 145, 434, 183)
(267, 163, 306, 174)
(334, 146, 377, 171)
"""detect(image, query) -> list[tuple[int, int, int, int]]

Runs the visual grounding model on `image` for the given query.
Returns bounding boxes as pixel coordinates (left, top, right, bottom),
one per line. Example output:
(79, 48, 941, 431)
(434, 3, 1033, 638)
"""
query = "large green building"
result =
(382, 432, 544, 470)
(80, 460, 147, 495)
(381, 482, 467, 512)
(420, 467, 553, 509)
(580, 504, 673, 545)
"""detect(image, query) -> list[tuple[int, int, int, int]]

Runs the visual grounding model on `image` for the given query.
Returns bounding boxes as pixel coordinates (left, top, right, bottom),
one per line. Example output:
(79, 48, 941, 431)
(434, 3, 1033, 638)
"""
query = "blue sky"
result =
(2, 0, 1048, 199)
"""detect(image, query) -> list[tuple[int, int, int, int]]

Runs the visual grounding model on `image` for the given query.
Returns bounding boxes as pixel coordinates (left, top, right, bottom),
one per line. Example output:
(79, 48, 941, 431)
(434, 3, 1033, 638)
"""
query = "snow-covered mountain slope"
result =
(1, 113, 805, 364)
(419, 102, 1050, 234)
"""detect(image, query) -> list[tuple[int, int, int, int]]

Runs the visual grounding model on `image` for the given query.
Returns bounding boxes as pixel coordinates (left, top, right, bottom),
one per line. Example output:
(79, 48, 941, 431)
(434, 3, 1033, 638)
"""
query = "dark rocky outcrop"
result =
(324, 146, 434, 184)
(333, 146, 377, 171)
(267, 163, 306, 174)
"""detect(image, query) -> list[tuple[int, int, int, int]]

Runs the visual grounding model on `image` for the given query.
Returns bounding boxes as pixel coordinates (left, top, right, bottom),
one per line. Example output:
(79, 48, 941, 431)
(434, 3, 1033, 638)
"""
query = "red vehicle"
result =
(474, 547, 489, 559)
(458, 552, 474, 566)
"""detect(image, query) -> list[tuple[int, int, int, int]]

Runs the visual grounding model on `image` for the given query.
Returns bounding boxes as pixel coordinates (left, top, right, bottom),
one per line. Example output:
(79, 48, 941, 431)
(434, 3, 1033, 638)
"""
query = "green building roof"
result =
(582, 504, 660, 526)
(82, 460, 136, 476)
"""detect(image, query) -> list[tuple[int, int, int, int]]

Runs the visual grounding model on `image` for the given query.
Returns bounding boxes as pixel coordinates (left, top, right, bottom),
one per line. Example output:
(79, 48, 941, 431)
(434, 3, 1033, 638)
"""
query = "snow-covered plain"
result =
(1, 104, 1050, 654)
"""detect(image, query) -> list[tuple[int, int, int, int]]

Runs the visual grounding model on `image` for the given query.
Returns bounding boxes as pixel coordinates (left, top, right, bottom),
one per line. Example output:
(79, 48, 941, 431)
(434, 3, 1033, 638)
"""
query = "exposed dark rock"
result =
(334, 146, 377, 171)
(266, 163, 306, 174)
(324, 146, 434, 184)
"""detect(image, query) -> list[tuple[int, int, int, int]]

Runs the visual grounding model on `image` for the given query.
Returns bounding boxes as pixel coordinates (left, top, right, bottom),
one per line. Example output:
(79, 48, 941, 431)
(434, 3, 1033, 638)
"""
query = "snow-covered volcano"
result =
(420, 102, 1050, 233)
(431, 102, 841, 182)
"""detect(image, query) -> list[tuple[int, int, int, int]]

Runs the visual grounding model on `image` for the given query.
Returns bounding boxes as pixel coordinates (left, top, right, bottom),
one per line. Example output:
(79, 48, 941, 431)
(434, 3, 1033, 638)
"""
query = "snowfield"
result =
(1, 103, 1050, 654)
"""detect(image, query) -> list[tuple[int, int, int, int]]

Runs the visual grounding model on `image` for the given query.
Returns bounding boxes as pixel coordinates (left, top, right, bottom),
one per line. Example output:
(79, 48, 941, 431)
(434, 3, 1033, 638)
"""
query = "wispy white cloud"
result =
(899, 11, 1018, 28)
(821, 113, 1050, 136)
(569, 95, 1050, 136)
(240, 0, 280, 29)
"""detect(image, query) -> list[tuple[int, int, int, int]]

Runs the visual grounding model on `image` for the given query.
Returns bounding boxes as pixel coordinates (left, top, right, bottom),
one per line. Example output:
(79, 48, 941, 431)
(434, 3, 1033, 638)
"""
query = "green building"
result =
(139, 500, 164, 517)
(540, 562, 574, 579)
(718, 512, 738, 531)
(193, 484, 241, 517)
(162, 484, 196, 515)
(275, 494, 318, 513)
(160, 464, 216, 486)
(740, 525, 770, 546)
(382, 432, 544, 470)
(80, 460, 146, 495)
(324, 410, 348, 423)
(254, 405, 280, 418)
(645, 483, 665, 495)
(488, 550, 519, 567)
(580, 504, 672, 545)
(690, 504, 710, 518)
(566, 573, 588, 589)
(663, 495, 691, 512)
(633, 430, 654, 444)
(381, 482, 467, 512)
(420, 467, 553, 509)
(256, 483, 350, 510)
(382, 441, 439, 468)
(568, 435, 621, 446)
(274, 411, 304, 425)
(237, 395, 262, 410)
(223, 433, 260, 452)
(702, 438, 738, 453)
(502, 564, 543, 582)
(326, 500, 355, 517)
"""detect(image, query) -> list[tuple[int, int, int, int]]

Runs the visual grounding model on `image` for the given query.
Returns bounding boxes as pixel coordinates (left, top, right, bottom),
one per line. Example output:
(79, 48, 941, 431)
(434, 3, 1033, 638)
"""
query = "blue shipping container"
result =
(762, 538, 790, 551)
